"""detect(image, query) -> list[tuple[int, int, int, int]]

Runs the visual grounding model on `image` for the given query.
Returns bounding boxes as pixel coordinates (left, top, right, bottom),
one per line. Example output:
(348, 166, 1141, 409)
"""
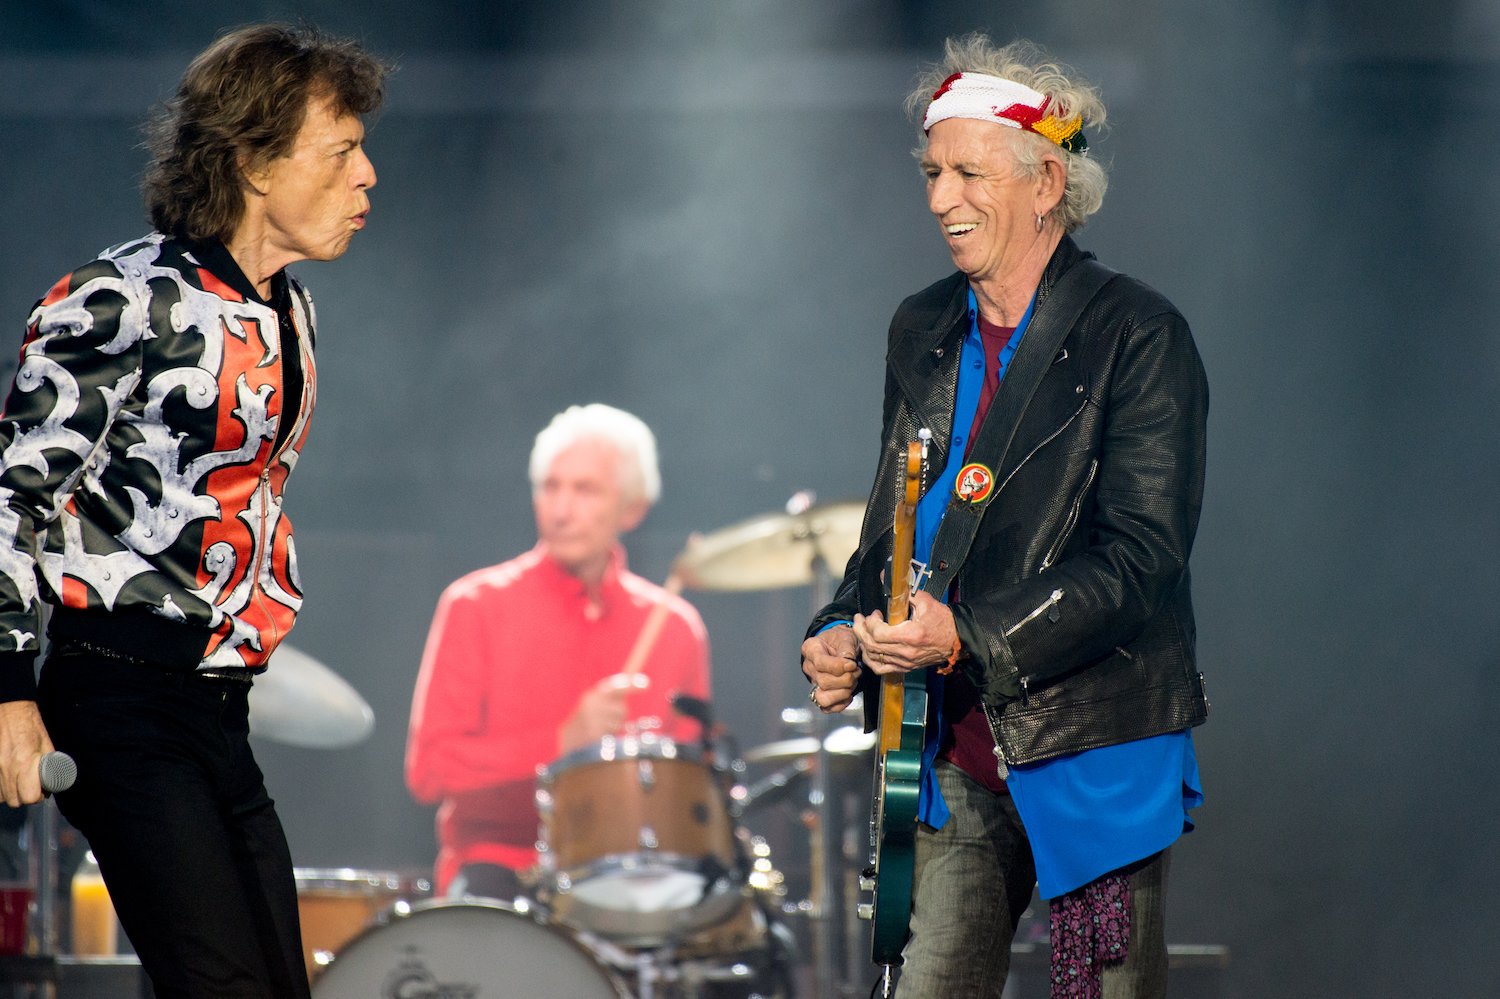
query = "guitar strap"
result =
(921, 257, 1116, 599)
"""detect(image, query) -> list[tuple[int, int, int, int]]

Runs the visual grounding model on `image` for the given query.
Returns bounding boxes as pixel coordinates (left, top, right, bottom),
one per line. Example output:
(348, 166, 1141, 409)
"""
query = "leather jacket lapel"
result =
(887, 274, 968, 472)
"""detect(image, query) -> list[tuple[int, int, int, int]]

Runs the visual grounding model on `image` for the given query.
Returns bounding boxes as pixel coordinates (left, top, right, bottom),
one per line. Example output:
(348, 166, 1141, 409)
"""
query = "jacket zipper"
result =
(1002, 587, 1064, 715)
(947, 378, 1091, 783)
(247, 302, 312, 656)
(986, 395, 1086, 725)
(980, 702, 1009, 781)
(991, 392, 1089, 501)
(1005, 588, 1064, 640)
(1039, 458, 1098, 572)
(250, 470, 279, 653)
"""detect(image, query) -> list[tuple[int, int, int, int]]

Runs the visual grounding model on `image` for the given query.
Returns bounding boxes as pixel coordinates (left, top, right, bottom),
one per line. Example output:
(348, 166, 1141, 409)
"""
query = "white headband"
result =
(922, 71, 1087, 152)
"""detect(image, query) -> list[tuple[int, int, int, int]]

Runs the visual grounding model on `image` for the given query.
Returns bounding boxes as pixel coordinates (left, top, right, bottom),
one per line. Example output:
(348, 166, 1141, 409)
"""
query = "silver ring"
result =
(808, 688, 818, 704)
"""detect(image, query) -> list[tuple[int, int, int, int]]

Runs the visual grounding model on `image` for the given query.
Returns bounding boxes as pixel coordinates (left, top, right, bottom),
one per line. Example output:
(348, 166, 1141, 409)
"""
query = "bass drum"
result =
(311, 900, 628, 998)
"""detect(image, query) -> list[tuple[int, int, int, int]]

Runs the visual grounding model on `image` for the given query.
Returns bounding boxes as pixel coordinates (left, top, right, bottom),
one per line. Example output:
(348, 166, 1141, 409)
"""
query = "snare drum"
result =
(311, 900, 628, 998)
(294, 868, 419, 977)
(537, 734, 743, 944)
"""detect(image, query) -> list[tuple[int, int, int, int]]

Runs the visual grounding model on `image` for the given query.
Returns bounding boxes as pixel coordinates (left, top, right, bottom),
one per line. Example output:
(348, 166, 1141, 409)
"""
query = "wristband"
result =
(937, 636, 961, 676)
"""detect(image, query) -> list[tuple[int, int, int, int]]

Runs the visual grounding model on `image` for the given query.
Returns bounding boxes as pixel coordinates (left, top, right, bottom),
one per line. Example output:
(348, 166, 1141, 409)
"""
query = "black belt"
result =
(52, 638, 254, 684)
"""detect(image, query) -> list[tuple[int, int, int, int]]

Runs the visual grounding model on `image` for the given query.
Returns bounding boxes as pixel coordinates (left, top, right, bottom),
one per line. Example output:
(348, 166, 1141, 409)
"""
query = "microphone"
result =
(39, 751, 77, 794)
(670, 693, 715, 729)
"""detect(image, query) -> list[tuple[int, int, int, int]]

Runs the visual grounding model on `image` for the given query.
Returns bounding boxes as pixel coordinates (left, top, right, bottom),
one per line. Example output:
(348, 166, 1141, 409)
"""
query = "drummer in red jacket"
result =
(405, 403, 711, 901)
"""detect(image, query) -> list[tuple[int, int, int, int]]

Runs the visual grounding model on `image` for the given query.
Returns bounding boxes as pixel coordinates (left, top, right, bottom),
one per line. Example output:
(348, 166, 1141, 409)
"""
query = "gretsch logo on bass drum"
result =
(382, 955, 478, 999)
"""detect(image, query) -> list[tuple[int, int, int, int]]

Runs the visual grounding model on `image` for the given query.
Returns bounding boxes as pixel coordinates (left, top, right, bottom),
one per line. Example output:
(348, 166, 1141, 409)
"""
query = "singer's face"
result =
(239, 94, 376, 265)
(533, 440, 648, 581)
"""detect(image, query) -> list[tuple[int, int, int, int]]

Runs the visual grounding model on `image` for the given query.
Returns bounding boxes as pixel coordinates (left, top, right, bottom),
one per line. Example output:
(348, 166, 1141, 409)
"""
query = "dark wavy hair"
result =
(142, 23, 389, 243)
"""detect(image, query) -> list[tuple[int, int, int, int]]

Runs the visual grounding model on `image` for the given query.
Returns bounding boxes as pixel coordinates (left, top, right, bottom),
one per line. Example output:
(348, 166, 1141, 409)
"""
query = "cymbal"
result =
(742, 725, 876, 764)
(674, 501, 864, 591)
(248, 644, 375, 749)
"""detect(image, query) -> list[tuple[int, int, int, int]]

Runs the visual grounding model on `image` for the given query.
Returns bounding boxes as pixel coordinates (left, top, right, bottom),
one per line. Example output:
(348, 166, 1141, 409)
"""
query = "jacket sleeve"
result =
(0, 261, 145, 700)
(404, 583, 551, 801)
(953, 306, 1208, 698)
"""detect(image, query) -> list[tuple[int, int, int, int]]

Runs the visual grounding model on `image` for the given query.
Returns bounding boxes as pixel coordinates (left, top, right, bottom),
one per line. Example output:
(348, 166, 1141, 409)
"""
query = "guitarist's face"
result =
(921, 116, 1065, 288)
(534, 439, 649, 581)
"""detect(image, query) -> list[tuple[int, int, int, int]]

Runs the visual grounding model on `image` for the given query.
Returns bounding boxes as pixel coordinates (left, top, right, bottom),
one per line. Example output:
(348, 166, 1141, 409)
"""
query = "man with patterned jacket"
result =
(0, 25, 386, 999)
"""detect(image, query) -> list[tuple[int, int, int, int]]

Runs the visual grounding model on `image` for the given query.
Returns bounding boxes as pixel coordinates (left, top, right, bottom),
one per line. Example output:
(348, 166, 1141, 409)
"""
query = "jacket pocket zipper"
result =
(1002, 588, 1063, 712)
(1039, 458, 1098, 572)
(1005, 588, 1063, 639)
(981, 702, 1009, 780)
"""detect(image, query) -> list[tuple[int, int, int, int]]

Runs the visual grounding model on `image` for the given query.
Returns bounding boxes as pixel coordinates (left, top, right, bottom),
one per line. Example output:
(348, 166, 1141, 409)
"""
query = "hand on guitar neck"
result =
(801, 592, 960, 713)
(852, 592, 960, 676)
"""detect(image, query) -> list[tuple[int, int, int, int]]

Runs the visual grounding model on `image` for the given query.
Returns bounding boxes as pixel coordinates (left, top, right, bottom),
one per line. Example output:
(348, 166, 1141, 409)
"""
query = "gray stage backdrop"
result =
(2, 2, 1497, 996)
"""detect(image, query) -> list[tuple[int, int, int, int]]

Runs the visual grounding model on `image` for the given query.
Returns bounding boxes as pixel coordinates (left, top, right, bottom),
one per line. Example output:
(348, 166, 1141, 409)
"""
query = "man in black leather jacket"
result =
(801, 34, 1208, 998)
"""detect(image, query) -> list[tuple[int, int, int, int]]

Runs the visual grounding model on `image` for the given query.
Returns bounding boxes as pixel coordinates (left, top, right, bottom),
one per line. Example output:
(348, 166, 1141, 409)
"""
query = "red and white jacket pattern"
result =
(0, 233, 316, 674)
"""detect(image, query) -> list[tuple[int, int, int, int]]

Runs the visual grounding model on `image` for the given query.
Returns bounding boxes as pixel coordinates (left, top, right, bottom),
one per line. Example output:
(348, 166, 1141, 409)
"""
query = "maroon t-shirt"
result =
(937, 314, 1015, 793)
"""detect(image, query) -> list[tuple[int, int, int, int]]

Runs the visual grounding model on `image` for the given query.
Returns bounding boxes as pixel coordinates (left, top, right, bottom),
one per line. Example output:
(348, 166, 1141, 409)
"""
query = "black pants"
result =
(37, 647, 310, 999)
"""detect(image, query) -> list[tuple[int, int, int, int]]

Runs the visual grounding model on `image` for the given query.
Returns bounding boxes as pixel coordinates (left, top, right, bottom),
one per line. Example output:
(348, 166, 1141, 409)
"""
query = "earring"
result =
(1035, 213, 1045, 232)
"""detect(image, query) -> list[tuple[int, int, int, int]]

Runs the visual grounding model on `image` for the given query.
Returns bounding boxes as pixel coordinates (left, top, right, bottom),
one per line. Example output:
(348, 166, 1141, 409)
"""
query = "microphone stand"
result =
(18, 798, 62, 997)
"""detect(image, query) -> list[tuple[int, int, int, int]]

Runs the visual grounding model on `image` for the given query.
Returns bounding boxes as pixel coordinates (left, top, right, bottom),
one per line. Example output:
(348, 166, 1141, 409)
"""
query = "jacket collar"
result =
(530, 542, 630, 608)
(180, 235, 290, 311)
(888, 236, 1091, 467)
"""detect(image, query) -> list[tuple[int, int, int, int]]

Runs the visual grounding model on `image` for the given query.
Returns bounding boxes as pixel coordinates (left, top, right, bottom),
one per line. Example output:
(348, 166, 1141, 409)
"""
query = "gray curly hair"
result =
(904, 34, 1108, 233)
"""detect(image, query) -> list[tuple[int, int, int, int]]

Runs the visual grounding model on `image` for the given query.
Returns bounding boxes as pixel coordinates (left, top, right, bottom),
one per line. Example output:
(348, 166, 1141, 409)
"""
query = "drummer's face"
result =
(534, 439, 648, 580)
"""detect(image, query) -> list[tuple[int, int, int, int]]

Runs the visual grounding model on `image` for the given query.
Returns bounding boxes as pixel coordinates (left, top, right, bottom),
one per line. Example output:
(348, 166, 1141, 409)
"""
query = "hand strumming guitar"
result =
(801, 625, 860, 713)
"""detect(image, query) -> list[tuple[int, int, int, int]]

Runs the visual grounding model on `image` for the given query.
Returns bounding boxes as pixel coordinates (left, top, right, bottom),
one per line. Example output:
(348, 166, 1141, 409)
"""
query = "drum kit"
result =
(305, 495, 879, 999)
(315, 731, 797, 999)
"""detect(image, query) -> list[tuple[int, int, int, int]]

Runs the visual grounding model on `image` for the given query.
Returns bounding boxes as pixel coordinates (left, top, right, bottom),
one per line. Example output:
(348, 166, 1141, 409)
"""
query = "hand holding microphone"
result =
(39, 750, 77, 794)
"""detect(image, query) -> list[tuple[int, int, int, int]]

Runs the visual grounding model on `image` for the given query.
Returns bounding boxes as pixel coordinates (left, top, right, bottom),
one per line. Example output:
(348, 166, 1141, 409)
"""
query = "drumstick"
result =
(618, 568, 684, 679)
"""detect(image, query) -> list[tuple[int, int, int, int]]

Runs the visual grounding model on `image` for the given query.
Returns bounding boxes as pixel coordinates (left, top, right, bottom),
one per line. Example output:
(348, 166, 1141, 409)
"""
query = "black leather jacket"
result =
(809, 237, 1209, 768)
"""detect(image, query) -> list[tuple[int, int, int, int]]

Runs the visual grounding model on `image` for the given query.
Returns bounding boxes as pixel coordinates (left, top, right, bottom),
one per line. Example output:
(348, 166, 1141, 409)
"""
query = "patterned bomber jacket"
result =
(0, 233, 317, 699)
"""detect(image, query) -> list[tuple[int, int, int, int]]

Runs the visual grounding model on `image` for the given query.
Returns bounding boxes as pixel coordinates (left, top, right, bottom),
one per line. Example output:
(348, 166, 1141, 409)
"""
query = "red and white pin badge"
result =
(954, 462, 995, 504)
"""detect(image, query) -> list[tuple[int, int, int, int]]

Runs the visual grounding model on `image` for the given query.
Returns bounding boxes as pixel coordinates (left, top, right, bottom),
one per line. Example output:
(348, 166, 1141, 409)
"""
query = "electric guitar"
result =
(861, 435, 928, 969)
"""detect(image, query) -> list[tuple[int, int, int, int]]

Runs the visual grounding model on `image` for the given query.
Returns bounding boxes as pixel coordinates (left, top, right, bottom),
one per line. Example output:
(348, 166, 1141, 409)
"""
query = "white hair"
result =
(528, 403, 661, 505)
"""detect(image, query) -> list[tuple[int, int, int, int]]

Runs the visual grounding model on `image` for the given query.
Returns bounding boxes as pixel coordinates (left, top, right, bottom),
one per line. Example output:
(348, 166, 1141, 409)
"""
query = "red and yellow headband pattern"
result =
(924, 71, 1088, 153)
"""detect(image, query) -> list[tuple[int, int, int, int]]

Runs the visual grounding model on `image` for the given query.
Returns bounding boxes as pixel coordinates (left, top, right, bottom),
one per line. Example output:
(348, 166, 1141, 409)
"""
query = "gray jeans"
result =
(894, 761, 1170, 999)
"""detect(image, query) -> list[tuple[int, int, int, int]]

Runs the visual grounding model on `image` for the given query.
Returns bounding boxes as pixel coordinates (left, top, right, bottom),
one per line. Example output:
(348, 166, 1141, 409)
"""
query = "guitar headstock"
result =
(902, 440, 921, 507)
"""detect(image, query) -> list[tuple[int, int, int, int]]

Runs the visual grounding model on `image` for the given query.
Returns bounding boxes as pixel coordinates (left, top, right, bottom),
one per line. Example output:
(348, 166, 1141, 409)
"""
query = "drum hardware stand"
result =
(806, 546, 854, 999)
(671, 490, 869, 998)
(629, 949, 665, 999)
(728, 758, 810, 819)
(584, 934, 696, 999)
